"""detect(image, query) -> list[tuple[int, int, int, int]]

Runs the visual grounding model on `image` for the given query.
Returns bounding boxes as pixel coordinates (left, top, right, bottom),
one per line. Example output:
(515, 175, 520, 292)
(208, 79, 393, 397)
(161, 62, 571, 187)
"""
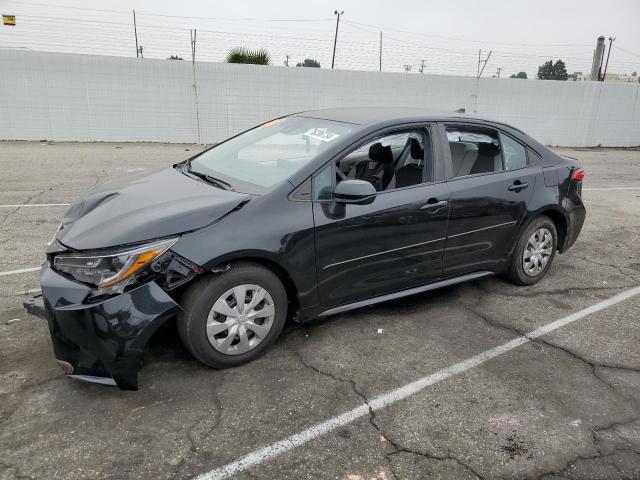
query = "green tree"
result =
(296, 58, 321, 68)
(552, 60, 568, 80)
(226, 47, 270, 65)
(538, 59, 568, 80)
(510, 71, 528, 79)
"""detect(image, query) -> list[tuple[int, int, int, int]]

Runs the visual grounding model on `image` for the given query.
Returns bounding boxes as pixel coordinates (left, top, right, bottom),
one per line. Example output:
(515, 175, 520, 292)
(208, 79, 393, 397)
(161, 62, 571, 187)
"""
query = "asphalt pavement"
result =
(1, 142, 639, 480)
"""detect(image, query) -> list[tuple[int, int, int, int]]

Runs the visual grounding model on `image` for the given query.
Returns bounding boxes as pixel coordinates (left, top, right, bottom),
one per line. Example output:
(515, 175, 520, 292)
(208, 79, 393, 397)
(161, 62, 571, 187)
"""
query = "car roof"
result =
(292, 106, 529, 135)
(293, 106, 479, 125)
(290, 106, 550, 160)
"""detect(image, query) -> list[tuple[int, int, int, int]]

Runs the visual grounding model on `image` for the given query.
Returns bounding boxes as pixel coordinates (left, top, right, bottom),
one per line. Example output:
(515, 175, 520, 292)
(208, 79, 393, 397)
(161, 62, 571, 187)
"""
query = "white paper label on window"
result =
(304, 128, 340, 142)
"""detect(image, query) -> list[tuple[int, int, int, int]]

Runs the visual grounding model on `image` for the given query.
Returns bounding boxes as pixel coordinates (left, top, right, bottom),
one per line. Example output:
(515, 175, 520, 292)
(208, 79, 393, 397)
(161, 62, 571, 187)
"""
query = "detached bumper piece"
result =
(24, 292, 48, 320)
(24, 265, 180, 390)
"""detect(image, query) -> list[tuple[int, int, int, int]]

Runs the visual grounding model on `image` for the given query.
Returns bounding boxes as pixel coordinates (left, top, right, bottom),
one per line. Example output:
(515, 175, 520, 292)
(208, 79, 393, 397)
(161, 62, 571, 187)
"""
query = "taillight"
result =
(572, 168, 585, 182)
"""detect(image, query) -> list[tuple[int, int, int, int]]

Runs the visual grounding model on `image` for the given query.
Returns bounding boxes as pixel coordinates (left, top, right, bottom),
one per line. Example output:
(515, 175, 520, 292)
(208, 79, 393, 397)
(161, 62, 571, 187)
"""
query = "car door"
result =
(440, 123, 538, 277)
(312, 125, 450, 308)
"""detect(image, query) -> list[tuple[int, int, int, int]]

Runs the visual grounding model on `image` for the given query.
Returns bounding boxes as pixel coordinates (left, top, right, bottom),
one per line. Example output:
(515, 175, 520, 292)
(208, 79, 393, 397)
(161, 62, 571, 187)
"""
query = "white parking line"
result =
(0, 266, 41, 277)
(583, 187, 640, 191)
(15, 288, 41, 295)
(0, 203, 70, 208)
(194, 284, 640, 480)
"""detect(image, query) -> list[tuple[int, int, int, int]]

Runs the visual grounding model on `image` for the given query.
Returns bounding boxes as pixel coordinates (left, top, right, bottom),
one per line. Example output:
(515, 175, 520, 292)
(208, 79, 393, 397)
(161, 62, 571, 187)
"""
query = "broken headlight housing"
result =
(53, 238, 178, 292)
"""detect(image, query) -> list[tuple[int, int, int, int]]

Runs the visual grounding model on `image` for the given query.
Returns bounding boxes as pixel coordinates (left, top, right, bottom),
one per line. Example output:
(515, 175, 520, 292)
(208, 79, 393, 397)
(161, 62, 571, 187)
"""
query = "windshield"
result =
(190, 117, 354, 191)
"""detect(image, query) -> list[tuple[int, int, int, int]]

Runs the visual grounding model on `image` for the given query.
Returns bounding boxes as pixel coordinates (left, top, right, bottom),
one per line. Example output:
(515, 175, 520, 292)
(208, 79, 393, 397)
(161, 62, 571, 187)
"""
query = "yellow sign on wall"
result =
(3, 15, 16, 26)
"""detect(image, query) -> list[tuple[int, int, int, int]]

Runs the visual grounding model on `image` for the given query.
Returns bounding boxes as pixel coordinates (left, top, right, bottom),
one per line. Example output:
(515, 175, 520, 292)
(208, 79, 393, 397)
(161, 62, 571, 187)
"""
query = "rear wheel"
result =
(507, 216, 557, 286)
(177, 262, 288, 368)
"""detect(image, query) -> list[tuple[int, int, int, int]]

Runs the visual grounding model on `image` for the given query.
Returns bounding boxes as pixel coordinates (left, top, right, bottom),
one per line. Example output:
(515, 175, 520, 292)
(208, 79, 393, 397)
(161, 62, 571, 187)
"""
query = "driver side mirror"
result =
(334, 180, 377, 205)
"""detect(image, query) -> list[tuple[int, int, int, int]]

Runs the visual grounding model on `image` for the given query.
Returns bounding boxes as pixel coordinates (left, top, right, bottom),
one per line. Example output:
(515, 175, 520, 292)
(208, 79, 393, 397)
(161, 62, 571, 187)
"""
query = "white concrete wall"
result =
(1, 50, 639, 146)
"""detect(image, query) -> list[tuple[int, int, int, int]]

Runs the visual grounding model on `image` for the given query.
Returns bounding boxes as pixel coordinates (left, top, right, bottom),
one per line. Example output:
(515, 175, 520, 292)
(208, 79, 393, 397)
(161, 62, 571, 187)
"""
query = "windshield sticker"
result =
(304, 128, 340, 142)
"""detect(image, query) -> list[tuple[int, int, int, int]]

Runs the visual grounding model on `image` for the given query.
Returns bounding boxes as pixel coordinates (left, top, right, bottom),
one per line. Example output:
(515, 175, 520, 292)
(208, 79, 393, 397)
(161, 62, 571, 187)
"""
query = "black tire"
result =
(177, 262, 288, 368)
(507, 215, 558, 286)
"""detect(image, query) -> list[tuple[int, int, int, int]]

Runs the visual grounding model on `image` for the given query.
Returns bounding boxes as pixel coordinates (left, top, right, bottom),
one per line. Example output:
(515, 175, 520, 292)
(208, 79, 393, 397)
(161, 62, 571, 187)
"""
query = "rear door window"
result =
(446, 127, 503, 178)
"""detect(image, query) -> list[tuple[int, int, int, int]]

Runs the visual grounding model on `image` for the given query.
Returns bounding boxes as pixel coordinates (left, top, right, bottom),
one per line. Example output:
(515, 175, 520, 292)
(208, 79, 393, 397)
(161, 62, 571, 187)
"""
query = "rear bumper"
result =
(24, 264, 180, 390)
(563, 207, 586, 251)
(562, 188, 587, 252)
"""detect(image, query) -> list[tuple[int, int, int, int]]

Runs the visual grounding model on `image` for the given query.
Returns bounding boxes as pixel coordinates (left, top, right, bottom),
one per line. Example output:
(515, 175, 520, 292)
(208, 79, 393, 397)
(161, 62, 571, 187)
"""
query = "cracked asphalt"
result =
(1, 142, 639, 480)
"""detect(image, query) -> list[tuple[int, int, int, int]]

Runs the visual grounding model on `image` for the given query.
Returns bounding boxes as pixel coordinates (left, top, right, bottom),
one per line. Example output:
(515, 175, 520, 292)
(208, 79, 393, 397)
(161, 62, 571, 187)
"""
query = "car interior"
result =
(447, 129, 504, 177)
(336, 131, 431, 192)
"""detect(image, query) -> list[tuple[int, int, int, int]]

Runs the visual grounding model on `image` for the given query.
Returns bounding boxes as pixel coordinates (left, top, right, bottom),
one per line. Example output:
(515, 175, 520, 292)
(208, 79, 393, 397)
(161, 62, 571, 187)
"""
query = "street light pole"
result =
(379, 31, 382, 72)
(331, 10, 343, 69)
(602, 36, 616, 82)
(133, 9, 139, 58)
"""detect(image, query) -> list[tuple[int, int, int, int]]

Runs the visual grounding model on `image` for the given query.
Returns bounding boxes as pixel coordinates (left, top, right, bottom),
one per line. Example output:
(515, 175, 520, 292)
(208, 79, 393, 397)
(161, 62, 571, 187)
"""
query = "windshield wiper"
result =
(187, 169, 235, 191)
(203, 174, 234, 191)
(181, 158, 236, 191)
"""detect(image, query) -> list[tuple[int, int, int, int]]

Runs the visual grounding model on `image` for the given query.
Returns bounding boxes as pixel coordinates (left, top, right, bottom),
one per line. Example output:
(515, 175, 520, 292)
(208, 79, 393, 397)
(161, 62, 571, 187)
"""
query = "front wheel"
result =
(177, 262, 288, 368)
(507, 216, 557, 286)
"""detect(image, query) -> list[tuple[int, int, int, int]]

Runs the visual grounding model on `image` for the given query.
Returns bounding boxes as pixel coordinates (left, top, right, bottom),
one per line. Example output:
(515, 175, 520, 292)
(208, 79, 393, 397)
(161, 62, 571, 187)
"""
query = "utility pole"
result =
(476, 49, 492, 79)
(284, 55, 290, 66)
(379, 31, 382, 72)
(133, 9, 139, 58)
(474, 49, 492, 113)
(138, 45, 144, 58)
(420, 60, 425, 73)
(602, 36, 616, 82)
(331, 10, 343, 69)
(190, 29, 201, 144)
(495, 67, 502, 78)
(190, 29, 196, 64)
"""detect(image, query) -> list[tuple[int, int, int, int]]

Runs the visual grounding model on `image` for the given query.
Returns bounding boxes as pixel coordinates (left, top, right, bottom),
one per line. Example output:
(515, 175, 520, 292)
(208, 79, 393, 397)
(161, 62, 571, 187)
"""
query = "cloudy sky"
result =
(1, 0, 639, 77)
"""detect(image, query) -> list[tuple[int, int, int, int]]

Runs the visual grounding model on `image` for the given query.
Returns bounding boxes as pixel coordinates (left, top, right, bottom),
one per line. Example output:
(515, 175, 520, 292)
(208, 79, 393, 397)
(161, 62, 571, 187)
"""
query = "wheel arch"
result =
(205, 251, 301, 320)
(511, 206, 569, 257)
(537, 208, 568, 252)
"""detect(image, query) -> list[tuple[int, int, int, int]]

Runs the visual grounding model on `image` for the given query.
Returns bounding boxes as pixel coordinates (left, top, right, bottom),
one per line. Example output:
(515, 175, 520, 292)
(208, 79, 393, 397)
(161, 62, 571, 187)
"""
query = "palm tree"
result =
(296, 58, 321, 68)
(226, 47, 270, 65)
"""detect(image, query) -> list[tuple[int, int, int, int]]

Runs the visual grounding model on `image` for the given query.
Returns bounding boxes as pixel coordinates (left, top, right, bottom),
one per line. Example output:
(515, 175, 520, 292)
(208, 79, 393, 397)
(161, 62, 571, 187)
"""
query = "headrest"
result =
(449, 142, 466, 157)
(478, 141, 500, 156)
(409, 137, 423, 159)
(368, 142, 394, 164)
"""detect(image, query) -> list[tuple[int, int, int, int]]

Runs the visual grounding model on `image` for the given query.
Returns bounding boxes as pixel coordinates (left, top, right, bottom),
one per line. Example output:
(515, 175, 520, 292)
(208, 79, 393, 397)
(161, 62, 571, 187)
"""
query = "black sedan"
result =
(25, 107, 586, 390)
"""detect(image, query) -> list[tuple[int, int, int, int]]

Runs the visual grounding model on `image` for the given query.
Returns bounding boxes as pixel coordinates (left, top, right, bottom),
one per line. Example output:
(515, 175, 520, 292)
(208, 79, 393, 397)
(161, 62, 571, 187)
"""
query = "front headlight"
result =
(53, 238, 178, 290)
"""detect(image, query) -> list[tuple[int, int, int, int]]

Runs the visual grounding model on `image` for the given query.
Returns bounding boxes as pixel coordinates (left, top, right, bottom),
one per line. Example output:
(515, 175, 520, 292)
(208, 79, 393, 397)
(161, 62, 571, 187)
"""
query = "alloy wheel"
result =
(206, 284, 275, 355)
(522, 227, 553, 277)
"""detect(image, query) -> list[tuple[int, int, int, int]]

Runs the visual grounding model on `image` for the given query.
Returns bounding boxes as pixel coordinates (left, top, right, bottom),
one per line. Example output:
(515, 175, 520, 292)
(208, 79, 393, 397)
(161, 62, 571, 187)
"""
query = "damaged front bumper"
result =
(24, 263, 180, 390)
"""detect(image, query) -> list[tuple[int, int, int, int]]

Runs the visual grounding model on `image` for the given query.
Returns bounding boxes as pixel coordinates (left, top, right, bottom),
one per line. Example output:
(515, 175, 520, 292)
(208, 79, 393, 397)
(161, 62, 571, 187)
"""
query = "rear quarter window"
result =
(499, 133, 527, 171)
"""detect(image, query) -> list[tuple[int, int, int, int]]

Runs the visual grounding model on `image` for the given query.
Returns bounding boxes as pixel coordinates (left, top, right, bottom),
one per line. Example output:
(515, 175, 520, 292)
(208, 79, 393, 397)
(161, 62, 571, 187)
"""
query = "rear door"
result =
(312, 124, 450, 308)
(440, 123, 539, 277)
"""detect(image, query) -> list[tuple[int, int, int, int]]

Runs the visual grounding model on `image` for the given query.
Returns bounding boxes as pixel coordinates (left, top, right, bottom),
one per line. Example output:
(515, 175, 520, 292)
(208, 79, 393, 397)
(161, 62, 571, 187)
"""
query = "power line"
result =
(1, 0, 334, 22)
(341, 19, 594, 48)
(613, 45, 640, 59)
(2, 7, 637, 76)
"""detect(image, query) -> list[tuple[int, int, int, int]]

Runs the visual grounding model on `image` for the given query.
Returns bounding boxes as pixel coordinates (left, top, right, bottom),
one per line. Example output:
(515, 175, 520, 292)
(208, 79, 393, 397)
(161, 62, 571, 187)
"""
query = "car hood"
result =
(56, 167, 251, 250)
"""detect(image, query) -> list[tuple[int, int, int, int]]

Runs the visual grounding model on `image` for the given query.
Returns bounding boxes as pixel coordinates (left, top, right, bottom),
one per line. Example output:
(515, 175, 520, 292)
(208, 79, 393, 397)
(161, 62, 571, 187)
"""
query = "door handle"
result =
(421, 199, 448, 212)
(508, 181, 529, 192)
